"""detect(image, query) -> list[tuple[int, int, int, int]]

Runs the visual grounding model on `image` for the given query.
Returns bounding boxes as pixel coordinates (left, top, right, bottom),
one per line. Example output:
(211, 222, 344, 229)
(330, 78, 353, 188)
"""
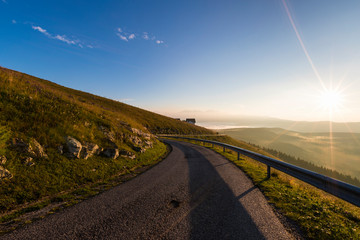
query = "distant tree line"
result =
(263, 146, 360, 188)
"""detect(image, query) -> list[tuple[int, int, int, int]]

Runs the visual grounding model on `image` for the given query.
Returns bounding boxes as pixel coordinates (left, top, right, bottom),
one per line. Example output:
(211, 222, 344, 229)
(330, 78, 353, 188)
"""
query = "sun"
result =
(319, 88, 343, 111)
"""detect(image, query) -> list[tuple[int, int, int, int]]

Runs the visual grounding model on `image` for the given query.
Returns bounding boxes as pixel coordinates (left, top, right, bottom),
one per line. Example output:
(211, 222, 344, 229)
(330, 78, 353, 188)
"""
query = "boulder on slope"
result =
(81, 143, 100, 160)
(65, 136, 82, 159)
(30, 139, 48, 159)
(101, 148, 119, 159)
(0, 166, 13, 180)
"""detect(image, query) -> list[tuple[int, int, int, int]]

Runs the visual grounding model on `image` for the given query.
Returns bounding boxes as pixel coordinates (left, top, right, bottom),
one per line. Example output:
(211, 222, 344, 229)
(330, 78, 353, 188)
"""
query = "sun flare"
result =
(319, 88, 343, 111)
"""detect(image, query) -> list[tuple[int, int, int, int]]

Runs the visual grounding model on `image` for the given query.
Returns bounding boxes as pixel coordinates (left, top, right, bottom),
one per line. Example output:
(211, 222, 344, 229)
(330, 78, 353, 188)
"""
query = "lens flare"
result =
(319, 89, 343, 111)
(282, 0, 325, 90)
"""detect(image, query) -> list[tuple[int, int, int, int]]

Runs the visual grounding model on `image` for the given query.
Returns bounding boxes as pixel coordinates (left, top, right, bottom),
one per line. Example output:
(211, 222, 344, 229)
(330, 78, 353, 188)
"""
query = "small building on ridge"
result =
(185, 118, 196, 125)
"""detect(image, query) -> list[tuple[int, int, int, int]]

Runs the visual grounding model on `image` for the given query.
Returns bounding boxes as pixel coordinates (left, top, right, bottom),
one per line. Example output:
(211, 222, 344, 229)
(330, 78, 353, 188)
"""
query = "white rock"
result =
(65, 136, 82, 159)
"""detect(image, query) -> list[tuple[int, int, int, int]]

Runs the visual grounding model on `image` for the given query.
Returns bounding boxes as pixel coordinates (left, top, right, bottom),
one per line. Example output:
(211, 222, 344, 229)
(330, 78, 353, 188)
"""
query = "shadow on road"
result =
(170, 141, 265, 240)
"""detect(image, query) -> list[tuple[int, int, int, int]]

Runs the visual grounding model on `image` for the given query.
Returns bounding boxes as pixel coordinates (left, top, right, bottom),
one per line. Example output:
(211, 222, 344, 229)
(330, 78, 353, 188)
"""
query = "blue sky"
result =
(1, 0, 360, 122)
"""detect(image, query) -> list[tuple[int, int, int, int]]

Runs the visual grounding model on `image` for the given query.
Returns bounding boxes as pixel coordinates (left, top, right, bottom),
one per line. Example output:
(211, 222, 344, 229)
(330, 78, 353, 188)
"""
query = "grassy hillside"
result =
(220, 128, 360, 181)
(0, 66, 213, 214)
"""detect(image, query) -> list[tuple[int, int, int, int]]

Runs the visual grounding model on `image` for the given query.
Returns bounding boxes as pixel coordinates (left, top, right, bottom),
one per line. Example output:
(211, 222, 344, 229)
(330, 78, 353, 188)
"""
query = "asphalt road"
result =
(2, 140, 294, 240)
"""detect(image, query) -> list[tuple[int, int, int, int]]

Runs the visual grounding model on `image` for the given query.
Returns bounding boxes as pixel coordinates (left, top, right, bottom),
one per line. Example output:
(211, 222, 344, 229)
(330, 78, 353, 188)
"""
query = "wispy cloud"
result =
(32, 26, 51, 36)
(31, 25, 92, 48)
(116, 28, 137, 42)
(1, 0, 7, 3)
(54, 35, 76, 45)
(12, 20, 16, 24)
(117, 27, 165, 45)
(142, 32, 149, 40)
(116, 33, 128, 41)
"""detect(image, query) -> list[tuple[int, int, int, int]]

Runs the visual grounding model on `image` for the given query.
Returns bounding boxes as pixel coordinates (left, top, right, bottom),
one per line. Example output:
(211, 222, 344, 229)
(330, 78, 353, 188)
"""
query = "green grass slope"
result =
(0, 66, 213, 213)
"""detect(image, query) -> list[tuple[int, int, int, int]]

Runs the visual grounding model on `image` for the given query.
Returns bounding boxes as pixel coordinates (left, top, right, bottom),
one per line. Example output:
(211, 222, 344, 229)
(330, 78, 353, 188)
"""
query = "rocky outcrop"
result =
(101, 148, 119, 159)
(120, 150, 136, 159)
(81, 143, 100, 160)
(0, 166, 12, 180)
(131, 128, 152, 140)
(60, 136, 121, 160)
(129, 135, 142, 145)
(0, 156, 6, 165)
(131, 128, 142, 135)
(99, 126, 116, 142)
(24, 157, 35, 166)
(130, 128, 155, 149)
(30, 139, 48, 159)
(11, 138, 33, 155)
(144, 140, 153, 149)
(65, 136, 82, 159)
(57, 130, 150, 160)
(11, 138, 48, 159)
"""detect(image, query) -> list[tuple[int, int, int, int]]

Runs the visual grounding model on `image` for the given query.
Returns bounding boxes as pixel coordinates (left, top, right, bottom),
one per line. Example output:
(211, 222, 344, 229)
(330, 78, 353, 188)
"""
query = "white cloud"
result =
(142, 32, 149, 40)
(116, 28, 135, 41)
(32, 26, 47, 34)
(32, 26, 51, 36)
(1, 0, 7, 3)
(117, 27, 165, 46)
(31, 25, 92, 48)
(116, 33, 128, 41)
(54, 35, 76, 45)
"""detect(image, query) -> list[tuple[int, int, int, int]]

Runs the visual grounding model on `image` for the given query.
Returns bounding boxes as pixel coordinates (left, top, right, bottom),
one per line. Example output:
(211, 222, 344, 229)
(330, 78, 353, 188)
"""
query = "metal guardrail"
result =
(161, 136, 360, 208)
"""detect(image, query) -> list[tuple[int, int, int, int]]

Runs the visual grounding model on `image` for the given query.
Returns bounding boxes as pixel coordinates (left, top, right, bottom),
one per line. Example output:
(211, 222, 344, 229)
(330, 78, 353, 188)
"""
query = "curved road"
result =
(2, 140, 294, 240)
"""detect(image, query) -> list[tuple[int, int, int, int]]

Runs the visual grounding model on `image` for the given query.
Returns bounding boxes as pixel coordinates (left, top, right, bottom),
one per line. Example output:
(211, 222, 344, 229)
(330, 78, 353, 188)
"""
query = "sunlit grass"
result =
(0, 126, 11, 156)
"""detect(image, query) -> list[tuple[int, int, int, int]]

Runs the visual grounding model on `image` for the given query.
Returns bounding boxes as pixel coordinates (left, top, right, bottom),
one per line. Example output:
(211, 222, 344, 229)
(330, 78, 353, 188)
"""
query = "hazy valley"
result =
(219, 127, 360, 181)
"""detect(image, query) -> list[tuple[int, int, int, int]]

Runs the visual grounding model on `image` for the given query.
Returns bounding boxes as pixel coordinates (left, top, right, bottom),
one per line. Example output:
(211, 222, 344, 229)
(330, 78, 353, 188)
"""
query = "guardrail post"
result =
(223, 146, 225, 152)
(212, 143, 214, 148)
(267, 165, 271, 179)
(237, 152, 240, 160)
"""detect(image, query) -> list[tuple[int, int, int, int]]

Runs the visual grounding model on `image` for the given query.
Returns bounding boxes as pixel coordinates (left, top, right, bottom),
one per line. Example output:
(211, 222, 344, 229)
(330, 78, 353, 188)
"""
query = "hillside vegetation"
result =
(220, 127, 360, 184)
(0, 66, 213, 214)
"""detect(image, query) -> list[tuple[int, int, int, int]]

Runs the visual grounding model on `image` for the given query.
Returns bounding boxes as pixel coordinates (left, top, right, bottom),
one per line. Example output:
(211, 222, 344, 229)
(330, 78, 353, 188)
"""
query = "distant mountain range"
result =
(198, 116, 360, 133)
